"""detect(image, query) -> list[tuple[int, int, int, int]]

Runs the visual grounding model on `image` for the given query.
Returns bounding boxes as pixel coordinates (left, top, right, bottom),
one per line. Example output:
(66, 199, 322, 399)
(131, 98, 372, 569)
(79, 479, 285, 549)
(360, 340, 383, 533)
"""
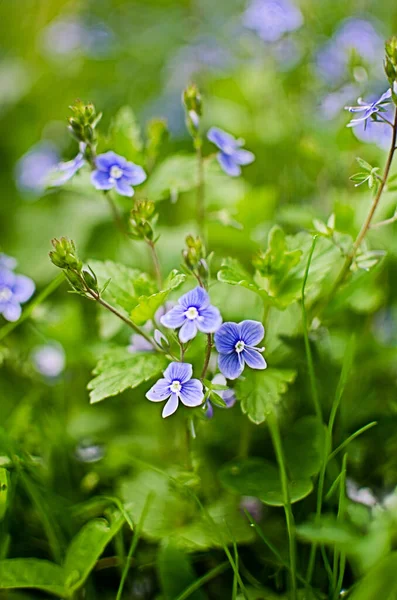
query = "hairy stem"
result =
(330, 107, 397, 296)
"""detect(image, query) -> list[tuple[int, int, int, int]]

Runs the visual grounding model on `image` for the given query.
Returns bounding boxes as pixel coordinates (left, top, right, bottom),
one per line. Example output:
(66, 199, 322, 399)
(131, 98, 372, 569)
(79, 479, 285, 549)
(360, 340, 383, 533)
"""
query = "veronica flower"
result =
(15, 142, 60, 196)
(204, 373, 236, 418)
(50, 147, 86, 186)
(146, 362, 204, 418)
(207, 127, 255, 177)
(91, 151, 146, 197)
(214, 320, 267, 380)
(0, 254, 17, 270)
(160, 286, 222, 343)
(0, 269, 35, 322)
(345, 89, 392, 127)
(32, 343, 66, 378)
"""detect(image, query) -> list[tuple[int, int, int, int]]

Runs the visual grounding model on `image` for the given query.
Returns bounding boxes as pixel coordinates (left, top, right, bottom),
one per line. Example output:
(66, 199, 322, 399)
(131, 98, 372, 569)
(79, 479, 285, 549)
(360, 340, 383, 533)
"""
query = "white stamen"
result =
(235, 340, 245, 353)
(0, 288, 12, 302)
(170, 380, 182, 394)
(185, 306, 199, 320)
(110, 165, 123, 179)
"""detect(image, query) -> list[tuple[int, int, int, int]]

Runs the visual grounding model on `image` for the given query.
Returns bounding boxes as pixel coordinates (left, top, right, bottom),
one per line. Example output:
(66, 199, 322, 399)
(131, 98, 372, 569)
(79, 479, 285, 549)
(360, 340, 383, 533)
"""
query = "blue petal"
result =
(96, 152, 126, 171)
(218, 351, 244, 380)
(115, 177, 134, 197)
(179, 379, 204, 407)
(164, 362, 192, 384)
(233, 149, 255, 166)
(179, 286, 209, 310)
(123, 164, 147, 185)
(196, 305, 222, 333)
(179, 319, 198, 342)
(91, 170, 113, 190)
(239, 320, 264, 346)
(2, 302, 22, 322)
(205, 402, 214, 419)
(162, 393, 179, 417)
(146, 378, 171, 401)
(217, 153, 241, 177)
(207, 127, 238, 153)
(242, 347, 267, 371)
(160, 305, 186, 329)
(12, 275, 35, 303)
(214, 322, 240, 354)
(0, 254, 17, 270)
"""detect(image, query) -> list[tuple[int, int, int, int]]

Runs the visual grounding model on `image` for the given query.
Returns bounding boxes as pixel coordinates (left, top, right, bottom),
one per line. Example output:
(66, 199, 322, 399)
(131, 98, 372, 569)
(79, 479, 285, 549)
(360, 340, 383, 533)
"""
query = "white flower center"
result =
(185, 306, 199, 320)
(110, 165, 123, 179)
(0, 287, 12, 302)
(170, 380, 182, 394)
(235, 340, 245, 353)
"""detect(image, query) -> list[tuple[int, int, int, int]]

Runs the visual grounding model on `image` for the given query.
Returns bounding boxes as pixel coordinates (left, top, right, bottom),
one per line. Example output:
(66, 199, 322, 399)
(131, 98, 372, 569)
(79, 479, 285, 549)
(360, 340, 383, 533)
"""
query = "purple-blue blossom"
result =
(91, 151, 146, 197)
(32, 343, 66, 378)
(214, 320, 267, 380)
(243, 0, 303, 43)
(160, 286, 222, 343)
(207, 127, 255, 177)
(0, 254, 17, 270)
(15, 142, 60, 196)
(146, 362, 204, 418)
(204, 373, 236, 419)
(345, 89, 392, 128)
(0, 269, 35, 322)
(50, 146, 86, 186)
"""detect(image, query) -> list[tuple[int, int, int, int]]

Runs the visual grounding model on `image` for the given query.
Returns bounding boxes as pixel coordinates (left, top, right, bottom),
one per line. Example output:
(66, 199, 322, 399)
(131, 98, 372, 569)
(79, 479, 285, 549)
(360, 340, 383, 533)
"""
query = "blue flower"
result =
(15, 142, 60, 196)
(345, 89, 392, 128)
(0, 269, 35, 322)
(204, 373, 236, 419)
(91, 151, 146, 197)
(243, 0, 303, 43)
(0, 254, 17, 270)
(32, 343, 65, 378)
(51, 148, 86, 186)
(146, 362, 204, 418)
(207, 127, 255, 177)
(214, 320, 267, 380)
(160, 286, 222, 343)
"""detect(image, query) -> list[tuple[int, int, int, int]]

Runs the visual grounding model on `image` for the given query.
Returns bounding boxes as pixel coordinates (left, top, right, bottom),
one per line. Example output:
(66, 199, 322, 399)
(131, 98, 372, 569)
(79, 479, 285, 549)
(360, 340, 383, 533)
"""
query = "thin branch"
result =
(147, 240, 163, 289)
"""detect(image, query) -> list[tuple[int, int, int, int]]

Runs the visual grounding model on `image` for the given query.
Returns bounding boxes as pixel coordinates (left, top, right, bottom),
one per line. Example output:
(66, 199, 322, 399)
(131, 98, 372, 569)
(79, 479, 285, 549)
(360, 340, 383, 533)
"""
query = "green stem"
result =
(174, 562, 229, 600)
(267, 410, 297, 600)
(332, 454, 348, 599)
(0, 273, 64, 343)
(147, 239, 163, 289)
(195, 140, 206, 242)
(301, 236, 322, 422)
(201, 334, 212, 379)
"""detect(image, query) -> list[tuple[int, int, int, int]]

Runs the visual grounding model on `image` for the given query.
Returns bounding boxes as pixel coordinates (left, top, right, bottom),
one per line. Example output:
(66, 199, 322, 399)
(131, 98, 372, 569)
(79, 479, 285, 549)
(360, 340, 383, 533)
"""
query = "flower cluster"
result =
(146, 286, 266, 418)
(0, 254, 35, 322)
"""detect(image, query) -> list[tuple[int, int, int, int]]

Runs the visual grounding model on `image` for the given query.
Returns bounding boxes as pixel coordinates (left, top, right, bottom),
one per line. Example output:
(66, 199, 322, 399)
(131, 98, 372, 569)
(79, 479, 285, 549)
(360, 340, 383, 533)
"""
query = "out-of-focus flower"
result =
(243, 0, 303, 43)
(41, 17, 114, 60)
(75, 440, 104, 463)
(50, 147, 86, 186)
(91, 151, 146, 197)
(320, 85, 358, 120)
(128, 304, 173, 353)
(128, 333, 153, 353)
(0, 269, 35, 322)
(15, 142, 60, 196)
(345, 89, 392, 127)
(146, 362, 204, 418)
(214, 320, 267, 380)
(0, 254, 17, 270)
(240, 495, 264, 521)
(315, 18, 383, 84)
(160, 286, 222, 343)
(346, 479, 378, 507)
(32, 343, 66, 378)
(207, 127, 255, 177)
(351, 100, 394, 150)
(204, 373, 236, 418)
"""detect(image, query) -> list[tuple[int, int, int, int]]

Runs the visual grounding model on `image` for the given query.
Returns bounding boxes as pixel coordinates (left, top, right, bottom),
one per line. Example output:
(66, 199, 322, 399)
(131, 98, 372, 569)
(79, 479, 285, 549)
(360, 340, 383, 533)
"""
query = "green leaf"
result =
(219, 458, 313, 506)
(88, 348, 167, 403)
(349, 552, 397, 600)
(283, 417, 326, 479)
(158, 541, 206, 600)
(0, 559, 65, 597)
(64, 511, 125, 593)
(108, 106, 143, 162)
(145, 154, 198, 202)
(356, 157, 374, 172)
(88, 260, 155, 313)
(296, 516, 359, 546)
(130, 269, 186, 325)
(235, 368, 296, 425)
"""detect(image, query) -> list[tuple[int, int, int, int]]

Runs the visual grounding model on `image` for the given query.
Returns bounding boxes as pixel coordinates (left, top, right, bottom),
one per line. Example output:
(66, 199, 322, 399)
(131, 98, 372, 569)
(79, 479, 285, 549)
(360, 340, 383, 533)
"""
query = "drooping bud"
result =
(182, 84, 202, 138)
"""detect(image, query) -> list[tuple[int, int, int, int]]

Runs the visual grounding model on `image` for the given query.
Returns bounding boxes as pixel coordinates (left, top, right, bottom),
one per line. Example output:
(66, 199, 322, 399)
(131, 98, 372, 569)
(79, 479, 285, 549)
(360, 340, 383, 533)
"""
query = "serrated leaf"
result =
(219, 458, 313, 506)
(235, 368, 296, 425)
(217, 258, 273, 303)
(0, 559, 65, 597)
(108, 106, 143, 162)
(64, 511, 125, 593)
(88, 348, 167, 403)
(145, 154, 198, 201)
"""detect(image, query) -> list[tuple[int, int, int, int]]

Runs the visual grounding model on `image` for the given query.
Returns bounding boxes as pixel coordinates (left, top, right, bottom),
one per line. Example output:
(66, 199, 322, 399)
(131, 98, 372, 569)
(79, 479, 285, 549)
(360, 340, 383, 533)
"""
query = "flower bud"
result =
(49, 237, 82, 271)
(183, 235, 206, 270)
(68, 100, 101, 145)
(182, 84, 202, 137)
(129, 201, 157, 241)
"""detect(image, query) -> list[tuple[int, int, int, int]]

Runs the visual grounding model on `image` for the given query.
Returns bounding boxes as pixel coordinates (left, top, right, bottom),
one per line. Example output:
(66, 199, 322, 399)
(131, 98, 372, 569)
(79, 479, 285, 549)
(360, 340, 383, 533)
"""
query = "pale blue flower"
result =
(214, 320, 267, 380)
(32, 343, 65, 378)
(146, 362, 204, 418)
(0, 254, 17, 271)
(207, 127, 254, 177)
(243, 0, 303, 43)
(345, 89, 392, 128)
(16, 142, 60, 196)
(0, 269, 35, 322)
(204, 373, 236, 419)
(91, 151, 146, 197)
(51, 147, 86, 186)
(160, 286, 222, 343)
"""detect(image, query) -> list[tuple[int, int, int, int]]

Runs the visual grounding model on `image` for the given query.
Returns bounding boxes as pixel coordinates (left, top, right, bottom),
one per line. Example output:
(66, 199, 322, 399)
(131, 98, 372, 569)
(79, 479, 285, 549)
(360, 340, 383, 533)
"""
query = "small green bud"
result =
(183, 235, 206, 270)
(82, 270, 98, 293)
(182, 84, 202, 137)
(49, 237, 82, 271)
(68, 100, 101, 145)
(129, 200, 157, 241)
